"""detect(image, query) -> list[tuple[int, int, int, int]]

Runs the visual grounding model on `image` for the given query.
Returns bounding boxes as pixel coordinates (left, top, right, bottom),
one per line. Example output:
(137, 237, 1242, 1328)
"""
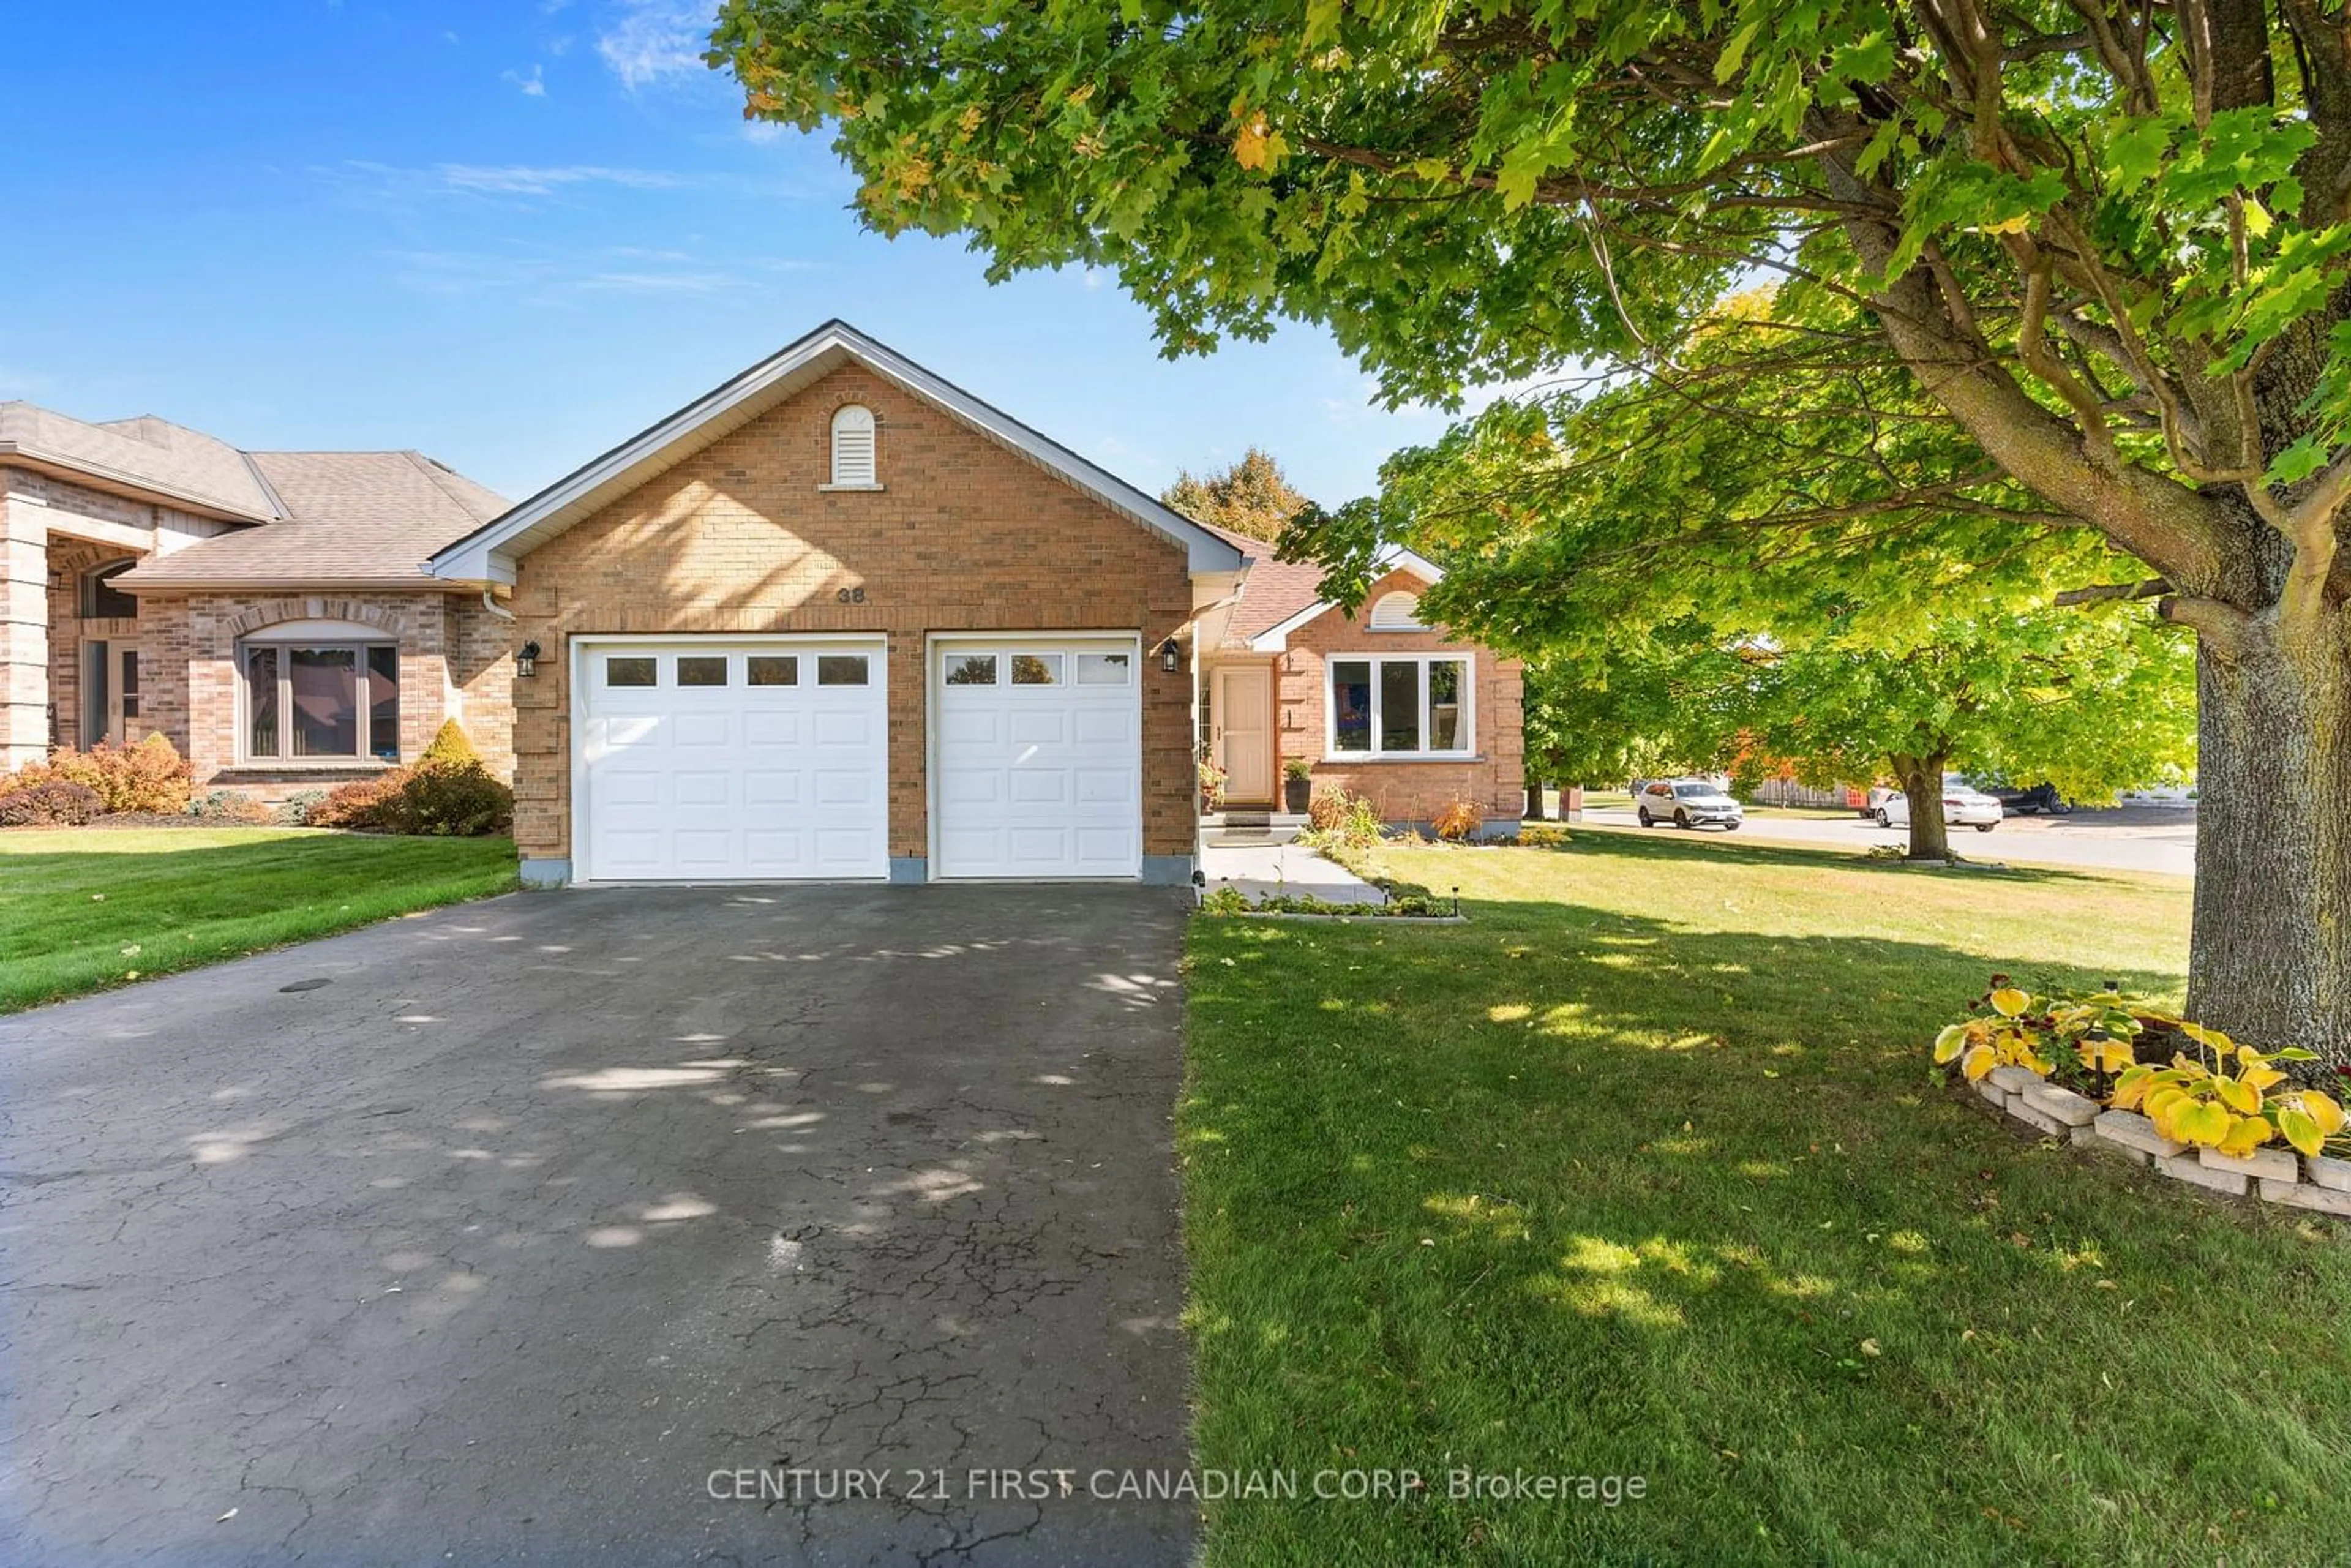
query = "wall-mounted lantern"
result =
(1158, 636, 1182, 674)
(517, 640, 541, 679)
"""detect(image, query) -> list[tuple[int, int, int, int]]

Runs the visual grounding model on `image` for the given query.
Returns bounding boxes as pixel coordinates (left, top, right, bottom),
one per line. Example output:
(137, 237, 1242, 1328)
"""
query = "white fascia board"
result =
(427, 321, 1245, 582)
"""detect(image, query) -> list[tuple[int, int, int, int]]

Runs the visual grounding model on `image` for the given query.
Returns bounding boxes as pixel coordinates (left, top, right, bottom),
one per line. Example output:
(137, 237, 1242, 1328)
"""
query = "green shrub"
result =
(276, 789, 329, 826)
(187, 787, 273, 824)
(391, 760, 512, 836)
(419, 719, 478, 768)
(0, 780, 105, 826)
(306, 761, 512, 836)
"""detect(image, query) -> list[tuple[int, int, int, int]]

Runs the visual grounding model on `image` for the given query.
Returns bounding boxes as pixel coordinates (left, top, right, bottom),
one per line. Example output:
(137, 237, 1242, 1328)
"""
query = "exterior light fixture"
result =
(1158, 636, 1182, 673)
(517, 640, 541, 678)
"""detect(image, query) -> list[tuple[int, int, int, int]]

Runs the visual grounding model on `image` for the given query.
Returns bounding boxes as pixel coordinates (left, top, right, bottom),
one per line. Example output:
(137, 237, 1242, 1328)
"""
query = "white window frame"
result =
(236, 631, 402, 765)
(1325, 653, 1474, 760)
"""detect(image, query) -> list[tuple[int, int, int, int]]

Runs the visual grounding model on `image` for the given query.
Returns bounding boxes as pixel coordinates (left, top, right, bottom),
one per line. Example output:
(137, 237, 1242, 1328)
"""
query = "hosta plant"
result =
(1932, 978, 2147, 1085)
(2111, 1026, 2347, 1160)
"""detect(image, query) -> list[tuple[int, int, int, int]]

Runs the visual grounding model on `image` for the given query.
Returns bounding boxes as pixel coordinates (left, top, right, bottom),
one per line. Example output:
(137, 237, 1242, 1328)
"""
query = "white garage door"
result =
(934, 637, 1142, 879)
(578, 639, 888, 882)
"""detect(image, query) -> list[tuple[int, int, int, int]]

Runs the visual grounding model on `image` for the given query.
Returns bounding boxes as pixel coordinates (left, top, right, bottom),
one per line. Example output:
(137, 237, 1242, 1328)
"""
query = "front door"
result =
(86, 641, 139, 748)
(1212, 664, 1273, 805)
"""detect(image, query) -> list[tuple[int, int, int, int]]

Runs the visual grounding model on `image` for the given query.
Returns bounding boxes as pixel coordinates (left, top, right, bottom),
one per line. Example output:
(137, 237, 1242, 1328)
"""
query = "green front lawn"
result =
(1, 828, 517, 1011)
(1182, 836, 2349, 1564)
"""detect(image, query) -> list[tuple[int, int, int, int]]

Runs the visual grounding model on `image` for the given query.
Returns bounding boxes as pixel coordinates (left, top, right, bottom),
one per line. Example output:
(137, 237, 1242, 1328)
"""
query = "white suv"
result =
(1636, 778, 1745, 830)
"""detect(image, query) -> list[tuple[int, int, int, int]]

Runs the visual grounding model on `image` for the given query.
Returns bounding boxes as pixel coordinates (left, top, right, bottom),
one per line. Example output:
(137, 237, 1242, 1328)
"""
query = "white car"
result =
(1636, 778, 1745, 830)
(1875, 778, 2004, 832)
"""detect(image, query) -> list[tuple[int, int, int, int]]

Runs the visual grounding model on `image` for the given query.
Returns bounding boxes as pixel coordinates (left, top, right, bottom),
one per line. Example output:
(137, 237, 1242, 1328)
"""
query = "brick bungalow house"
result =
(4, 321, 1520, 883)
(1191, 522, 1523, 830)
(1, 403, 516, 794)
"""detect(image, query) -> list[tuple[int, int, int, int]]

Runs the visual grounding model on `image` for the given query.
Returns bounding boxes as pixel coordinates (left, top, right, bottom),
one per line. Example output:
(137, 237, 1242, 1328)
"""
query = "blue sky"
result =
(2, 1, 1479, 511)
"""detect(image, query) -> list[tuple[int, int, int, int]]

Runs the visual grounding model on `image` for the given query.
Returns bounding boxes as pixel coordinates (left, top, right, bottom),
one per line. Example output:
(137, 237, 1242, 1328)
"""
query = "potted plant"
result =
(1281, 757, 1314, 813)
(1199, 752, 1229, 812)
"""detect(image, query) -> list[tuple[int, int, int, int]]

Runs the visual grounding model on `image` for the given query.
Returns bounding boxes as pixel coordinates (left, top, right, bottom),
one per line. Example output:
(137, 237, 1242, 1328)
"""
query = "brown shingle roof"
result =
(117, 450, 510, 588)
(1187, 519, 1341, 649)
(0, 402, 284, 522)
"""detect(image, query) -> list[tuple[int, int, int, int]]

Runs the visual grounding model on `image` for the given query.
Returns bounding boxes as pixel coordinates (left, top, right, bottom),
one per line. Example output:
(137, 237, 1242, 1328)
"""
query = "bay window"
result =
(241, 636, 400, 762)
(1327, 655, 1472, 757)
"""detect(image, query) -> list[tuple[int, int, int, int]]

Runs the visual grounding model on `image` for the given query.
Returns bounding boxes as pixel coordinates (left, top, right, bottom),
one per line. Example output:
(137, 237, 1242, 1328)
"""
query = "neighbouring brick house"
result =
(1194, 525, 1524, 832)
(7, 321, 1522, 880)
(1, 402, 516, 797)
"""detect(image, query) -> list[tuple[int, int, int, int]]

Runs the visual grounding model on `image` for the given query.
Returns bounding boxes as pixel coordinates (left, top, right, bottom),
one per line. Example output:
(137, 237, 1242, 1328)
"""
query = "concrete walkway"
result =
(1196, 838, 1387, 906)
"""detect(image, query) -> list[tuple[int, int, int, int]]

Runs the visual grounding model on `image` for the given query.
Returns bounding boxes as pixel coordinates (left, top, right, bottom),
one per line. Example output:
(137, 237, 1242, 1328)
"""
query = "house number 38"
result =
(836, 586, 867, 604)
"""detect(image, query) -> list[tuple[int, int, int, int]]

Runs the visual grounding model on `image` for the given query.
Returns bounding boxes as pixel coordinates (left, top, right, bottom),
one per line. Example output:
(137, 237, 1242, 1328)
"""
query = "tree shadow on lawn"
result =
(1180, 901, 2349, 1564)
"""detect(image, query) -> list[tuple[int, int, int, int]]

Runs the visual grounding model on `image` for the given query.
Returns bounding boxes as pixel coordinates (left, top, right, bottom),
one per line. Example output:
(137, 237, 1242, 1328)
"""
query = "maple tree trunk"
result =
(1889, 751, 1951, 861)
(2187, 628, 2351, 1067)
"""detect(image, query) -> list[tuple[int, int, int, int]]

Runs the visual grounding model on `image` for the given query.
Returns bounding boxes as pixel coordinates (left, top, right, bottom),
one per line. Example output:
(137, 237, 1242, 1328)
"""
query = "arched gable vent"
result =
(1368, 590, 1427, 631)
(830, 403, 877, 486)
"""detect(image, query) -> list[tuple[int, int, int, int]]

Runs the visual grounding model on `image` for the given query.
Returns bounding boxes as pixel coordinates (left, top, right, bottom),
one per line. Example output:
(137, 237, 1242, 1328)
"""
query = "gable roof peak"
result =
(427, 321, 1247, 583)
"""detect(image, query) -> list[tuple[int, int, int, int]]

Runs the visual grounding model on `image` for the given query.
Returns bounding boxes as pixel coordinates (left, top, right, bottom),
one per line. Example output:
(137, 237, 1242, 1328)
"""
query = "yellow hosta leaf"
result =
(2299, 1090, 2345, 1137)
(2079, 1038, 2135, 1075)
(1933, 1024, 1969, 1065)
(2240, 1065, 2287, 1093)
(1961, 1044, 1996, 1082)
(2178, 1021, 2235, 1054)
(2169, 1052, 2208, 1077)
(2214, 1076, 2262, 1115)
(2111, 1066, 2154, 1111)
(2278, 1106, 2323, 1158)
(2174, 1099, 2232, 1147)
(1989, 988, 2031, 1019)
(2015, 1049, 2055, 1077)
(2217, 1115, 2271, 1158)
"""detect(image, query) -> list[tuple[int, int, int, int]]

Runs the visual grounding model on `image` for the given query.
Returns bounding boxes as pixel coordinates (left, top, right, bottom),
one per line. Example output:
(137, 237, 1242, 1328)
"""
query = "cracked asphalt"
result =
(0, 885, 1196, 1565)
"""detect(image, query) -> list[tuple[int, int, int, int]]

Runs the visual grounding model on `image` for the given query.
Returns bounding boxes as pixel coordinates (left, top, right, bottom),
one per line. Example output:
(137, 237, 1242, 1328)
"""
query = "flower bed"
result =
(1938, 978, 2351, 1218)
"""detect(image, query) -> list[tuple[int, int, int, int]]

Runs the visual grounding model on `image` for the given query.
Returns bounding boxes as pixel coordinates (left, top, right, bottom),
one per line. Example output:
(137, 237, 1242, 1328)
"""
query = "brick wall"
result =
(506, 362, 1198, 867)
(1272, 568, 1524, 828)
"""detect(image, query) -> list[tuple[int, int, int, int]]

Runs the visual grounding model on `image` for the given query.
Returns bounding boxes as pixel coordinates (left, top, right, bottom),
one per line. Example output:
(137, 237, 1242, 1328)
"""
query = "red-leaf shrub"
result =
(0, 780, 106, 827)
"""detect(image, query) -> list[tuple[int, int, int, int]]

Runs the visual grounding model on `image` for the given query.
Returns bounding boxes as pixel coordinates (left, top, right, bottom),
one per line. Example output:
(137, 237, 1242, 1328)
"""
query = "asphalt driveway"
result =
(0, 885, 1194, 1565)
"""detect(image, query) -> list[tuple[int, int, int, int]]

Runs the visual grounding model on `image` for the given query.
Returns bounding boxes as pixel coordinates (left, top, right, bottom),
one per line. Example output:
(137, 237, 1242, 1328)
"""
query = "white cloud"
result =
(503, 64, 547, 97)
(334, 160, 686, 200)
(378, 244, 809, 301)
(596, 1, 711, 91)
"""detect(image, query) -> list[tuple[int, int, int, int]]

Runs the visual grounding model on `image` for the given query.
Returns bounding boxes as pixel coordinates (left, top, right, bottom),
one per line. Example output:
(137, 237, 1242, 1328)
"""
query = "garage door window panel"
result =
(1012, 653, 1063, 686)
(945, 653, 998, 686)
(678, 656, 729, 687)
(747, 656, 798, 686)
(818, 655, 870, 686)
(604, 656, 657, 687)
